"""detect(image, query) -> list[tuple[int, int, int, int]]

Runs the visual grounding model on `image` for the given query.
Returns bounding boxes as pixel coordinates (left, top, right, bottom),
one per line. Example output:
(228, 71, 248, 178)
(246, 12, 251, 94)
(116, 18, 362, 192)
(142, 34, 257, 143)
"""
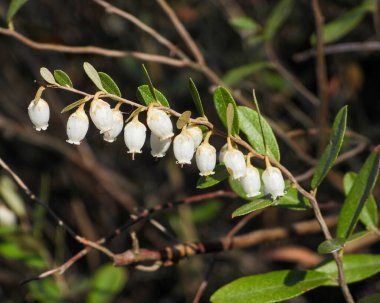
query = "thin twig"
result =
(0, 27, 187, 67)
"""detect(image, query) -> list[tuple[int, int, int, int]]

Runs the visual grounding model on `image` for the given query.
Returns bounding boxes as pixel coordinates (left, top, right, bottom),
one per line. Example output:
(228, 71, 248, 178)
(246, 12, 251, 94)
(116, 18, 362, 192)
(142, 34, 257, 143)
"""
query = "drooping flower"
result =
(240, 162, 261, 198)
(223, 139, 246, 179)
(150, 133, 171, 158)
(28, 98, 50, 131)
(147, 107, 174, 140)
(262, 158, 285, 199)
(173, 127, 195, 165)
(89, 98, 113, 133)
(186, 125, 203, 148)
(218, 143, 228, 163)
(103, 107, 124, 143)
(195, 132, 216, 176)
(124, 115, 146, 159)
(66, 105, 89, 145)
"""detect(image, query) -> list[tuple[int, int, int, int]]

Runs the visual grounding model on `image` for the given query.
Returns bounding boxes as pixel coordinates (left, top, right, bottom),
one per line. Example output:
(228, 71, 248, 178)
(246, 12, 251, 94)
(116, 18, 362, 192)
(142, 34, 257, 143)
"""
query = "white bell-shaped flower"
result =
(150, 133, 171, 158)
(186, 125, 203, 148)
(196, 134, 216, 176)
(28, 98, 50, 131)
(223, 140, 246, 179)
(124, 115, 146, 159)
(89, 98, 113, 133)
(66, 106, 89, 145)
(173, 127, 195, 165)
(218, 143, 228, 163)
(262, 164, 285, 200)
(103, 108, 123, 143)
(240, 163, 261, 198)
(0, 205, 17, 226)
(147, 107, 174, 140)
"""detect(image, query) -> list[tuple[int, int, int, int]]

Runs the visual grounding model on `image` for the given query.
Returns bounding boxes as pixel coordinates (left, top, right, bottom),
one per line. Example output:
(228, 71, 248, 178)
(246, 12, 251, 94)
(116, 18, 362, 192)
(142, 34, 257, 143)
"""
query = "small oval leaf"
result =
(232, 199, 274, 218)
(211, 269, 329, 303)
(136, 85, 170, 107)
(213, 87, 239, 136)
(317, 238, 345, 254)
(40, 67, 57, 85)
(98, 72, 121, 97)
(83, 62, 104, 91)
(336, 150, 380, 239)
(176, 111, 192, 129)
(53, 70, 73, 87)
(61, 97, 90, 114)
(311, 106, 347, 189)
(189, 78, 205, 117)
(237, 106, 280, 161)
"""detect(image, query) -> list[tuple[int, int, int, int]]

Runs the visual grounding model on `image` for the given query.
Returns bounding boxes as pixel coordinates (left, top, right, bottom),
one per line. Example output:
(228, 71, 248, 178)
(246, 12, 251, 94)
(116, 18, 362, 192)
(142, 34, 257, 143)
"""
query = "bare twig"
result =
(0, 27, 187, 67)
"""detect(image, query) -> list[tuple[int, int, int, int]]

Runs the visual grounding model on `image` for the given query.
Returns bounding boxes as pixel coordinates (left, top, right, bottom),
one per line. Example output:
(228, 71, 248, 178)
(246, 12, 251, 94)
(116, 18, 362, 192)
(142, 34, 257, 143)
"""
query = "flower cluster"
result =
(28, 96, 285, 200)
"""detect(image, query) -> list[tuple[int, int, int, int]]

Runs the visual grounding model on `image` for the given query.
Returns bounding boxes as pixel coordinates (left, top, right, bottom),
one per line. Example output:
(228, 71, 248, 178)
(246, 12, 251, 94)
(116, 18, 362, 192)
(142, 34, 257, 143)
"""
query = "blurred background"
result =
(0, 0, 380, 302)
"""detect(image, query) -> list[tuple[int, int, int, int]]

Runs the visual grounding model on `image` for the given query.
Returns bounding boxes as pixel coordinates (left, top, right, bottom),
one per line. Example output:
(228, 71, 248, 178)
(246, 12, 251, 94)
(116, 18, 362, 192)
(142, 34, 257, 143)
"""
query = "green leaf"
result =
(53, 70, 73, 88)
(191, 201, 222, 224)
(213, 87, 239, 136)
(315, 254, 380, 286)
(196, 164, 229, 189)
(276, 187, 311, 211)
(222, 61, 272, 86)
(228, 176, 252, 200)
(189, 78, 205, 117)
(264, 0, 294, 40)
(98, 72, 121, 97)
(87, 263, 127, 303)
(141, 64, 158, 103)
(310, 0, 373, 45)
(237, 106, 280, 161)
(343, 172, 378, 231)
(60, 97, 90, 113)
(346, 230, 369, 244)
(28, 278, 62, 303)
(230, 16, 259, 31)
(83, 62, 104, 91)
(336, 151, 380, 239)
(40, 67, 57, 85)
(6, 0, 28, 23)
(136, 85, 170, 107)
(210, 269, 329, 303)
(317, 238, 345, 254)
(311, 106, 347, 189)
(232, 199, 274, 218)
(358, 292, 380, 303)
(0, 175, 26, 217)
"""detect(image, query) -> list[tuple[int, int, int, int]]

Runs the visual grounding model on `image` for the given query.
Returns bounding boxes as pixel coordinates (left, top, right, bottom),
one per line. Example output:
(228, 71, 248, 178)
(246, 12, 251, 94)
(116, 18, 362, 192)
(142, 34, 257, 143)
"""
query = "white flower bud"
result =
(224, 148, 246, 180)
(147, 107, 174, 140)
(173, 128, 195, 165)
(196, 142, 216, 176)
(0, 205, 17, 226)
(124, 116, 146, 158)
(103, 108, 123, 143)
(240, 164, 261, 198)
(66, 106, 89, 145)
(28, 98, 50, 131)
(218, 143, 228, 163)
(89, 99, 113, 133)
(150, 133, 171, 158)
(186, 125, 203, 148)
(262, 166, 285, 200)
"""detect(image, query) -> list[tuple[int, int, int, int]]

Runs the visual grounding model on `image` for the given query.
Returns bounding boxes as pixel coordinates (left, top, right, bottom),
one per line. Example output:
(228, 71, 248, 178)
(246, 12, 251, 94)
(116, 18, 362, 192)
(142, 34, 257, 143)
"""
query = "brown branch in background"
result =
(293, 41, 380, 62)
(312, 0, 330, 154)
(156, 0, 205, 65)
(113, 215, 339, 266)
(0, 27, 187, 67)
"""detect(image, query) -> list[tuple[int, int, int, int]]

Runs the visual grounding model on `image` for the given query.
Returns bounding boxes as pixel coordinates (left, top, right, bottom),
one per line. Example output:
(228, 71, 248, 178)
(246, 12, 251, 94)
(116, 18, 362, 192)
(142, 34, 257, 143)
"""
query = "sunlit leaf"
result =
(83, 62, 104, 91)
(53, 70, 73, 88)
(40, 67, 57, 85)
(196, 164, 229, 189)
(189, 78, 205, 117)
(98, 72, 121, 97)
(176, 111, 192, 129)
(213, 87, 239, 136)
(317, 238, 345, 254)
(61, 97, 90, 113)
(336, 151, 380, 239)
(6, 0, 28, 23)
(232, 198, 274, 218)
(211, 269, 329, 303)
(311, 106, 347, 189)
(136, 85, 170, 107)
(237, 106, 280, 161)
